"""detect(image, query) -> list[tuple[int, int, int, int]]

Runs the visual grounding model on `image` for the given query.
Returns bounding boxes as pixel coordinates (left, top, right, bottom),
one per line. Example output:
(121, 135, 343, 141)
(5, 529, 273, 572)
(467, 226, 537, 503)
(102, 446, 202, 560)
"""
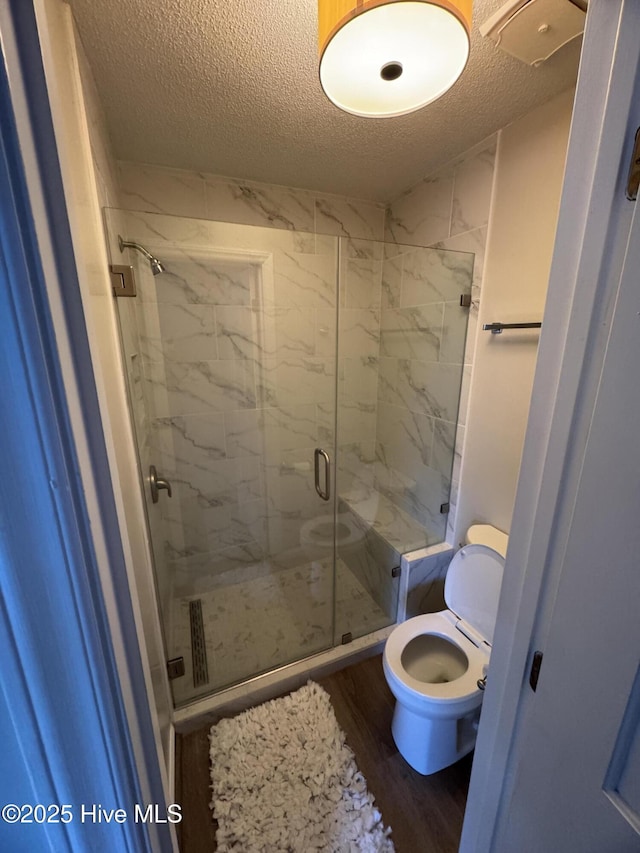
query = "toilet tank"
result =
(465, 524, 509, 559)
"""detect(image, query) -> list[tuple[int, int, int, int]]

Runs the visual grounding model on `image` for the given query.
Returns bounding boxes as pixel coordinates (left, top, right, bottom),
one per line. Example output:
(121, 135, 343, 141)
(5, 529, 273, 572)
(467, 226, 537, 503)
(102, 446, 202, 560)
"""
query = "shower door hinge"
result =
(391, 565, 401, 578)
(166, 657, 185, 680)
(460, 293, 472, 308)
(110, 264, 137, 297)
(626, 127, 640, 201)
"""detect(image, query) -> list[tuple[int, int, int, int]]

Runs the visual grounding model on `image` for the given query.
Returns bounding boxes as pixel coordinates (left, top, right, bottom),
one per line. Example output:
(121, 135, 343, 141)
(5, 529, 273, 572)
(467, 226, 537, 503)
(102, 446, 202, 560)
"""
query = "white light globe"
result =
(319, 2, 470, 118)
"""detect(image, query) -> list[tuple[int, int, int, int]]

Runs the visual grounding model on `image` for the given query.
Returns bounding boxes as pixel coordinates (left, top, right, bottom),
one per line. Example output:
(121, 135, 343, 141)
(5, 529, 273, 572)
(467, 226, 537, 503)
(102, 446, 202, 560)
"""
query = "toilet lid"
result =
(444, 544, 505, 645)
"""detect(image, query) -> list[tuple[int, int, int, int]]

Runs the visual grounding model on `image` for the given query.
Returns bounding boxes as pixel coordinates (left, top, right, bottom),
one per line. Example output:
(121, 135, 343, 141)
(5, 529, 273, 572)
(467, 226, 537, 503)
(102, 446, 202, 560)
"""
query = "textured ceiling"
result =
(67, 0, 582, 203)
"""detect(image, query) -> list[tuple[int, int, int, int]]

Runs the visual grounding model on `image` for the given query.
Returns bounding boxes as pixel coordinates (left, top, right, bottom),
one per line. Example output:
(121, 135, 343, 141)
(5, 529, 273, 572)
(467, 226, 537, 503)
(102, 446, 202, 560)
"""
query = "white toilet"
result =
(300, 512, 362, 559)
(383, 524, 508, 775)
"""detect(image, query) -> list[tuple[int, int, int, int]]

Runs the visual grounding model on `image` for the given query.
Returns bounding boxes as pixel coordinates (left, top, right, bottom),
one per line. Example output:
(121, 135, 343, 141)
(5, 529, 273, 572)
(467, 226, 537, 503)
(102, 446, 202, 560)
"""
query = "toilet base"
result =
(391, 700, 480, 775)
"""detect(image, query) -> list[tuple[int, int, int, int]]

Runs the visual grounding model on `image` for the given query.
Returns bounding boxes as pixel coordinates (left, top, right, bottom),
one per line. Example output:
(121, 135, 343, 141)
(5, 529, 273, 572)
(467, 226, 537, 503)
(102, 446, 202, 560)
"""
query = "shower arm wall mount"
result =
(118, 235, 165, 276)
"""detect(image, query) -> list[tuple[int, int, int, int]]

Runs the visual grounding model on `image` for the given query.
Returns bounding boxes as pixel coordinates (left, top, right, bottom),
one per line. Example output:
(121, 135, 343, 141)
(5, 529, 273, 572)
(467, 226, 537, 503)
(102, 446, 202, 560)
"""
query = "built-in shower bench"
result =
(336, 490, 452, 626)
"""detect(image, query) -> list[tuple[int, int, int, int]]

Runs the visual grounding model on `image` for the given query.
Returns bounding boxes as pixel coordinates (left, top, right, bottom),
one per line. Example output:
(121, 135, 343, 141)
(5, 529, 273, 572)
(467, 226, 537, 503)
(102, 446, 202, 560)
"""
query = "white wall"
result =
(455, 89, 574, 542)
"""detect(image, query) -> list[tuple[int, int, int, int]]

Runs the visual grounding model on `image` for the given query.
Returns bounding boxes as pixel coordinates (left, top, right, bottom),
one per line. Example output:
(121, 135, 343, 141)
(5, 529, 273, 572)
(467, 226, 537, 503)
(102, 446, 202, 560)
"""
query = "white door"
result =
(492, 180, 640, 851)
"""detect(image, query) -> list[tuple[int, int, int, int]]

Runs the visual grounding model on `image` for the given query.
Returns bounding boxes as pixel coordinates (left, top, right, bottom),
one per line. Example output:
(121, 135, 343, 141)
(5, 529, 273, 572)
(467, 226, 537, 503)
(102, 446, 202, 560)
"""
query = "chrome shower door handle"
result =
(314, 448, 331, 502)
(149, 465, 172, 503)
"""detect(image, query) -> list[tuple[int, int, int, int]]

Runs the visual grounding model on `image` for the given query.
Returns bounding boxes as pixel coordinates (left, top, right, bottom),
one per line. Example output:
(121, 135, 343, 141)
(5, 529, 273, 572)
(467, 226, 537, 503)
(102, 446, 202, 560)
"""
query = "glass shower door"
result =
(106, 209, 473, 707)
(334, 237, 473, 641)
(107, 211, 340, 706)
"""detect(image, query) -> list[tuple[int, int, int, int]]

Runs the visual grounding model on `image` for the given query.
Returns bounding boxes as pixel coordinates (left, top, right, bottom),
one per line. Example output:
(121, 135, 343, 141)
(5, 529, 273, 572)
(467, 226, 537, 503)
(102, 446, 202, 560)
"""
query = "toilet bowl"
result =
(383, 526, 507, 775)
(300, 513, 362, 559)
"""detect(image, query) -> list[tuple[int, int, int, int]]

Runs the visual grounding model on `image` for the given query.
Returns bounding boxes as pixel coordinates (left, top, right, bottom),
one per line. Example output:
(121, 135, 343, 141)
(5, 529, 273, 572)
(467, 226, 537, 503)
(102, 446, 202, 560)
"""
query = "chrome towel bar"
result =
(483, 321, 542, 334)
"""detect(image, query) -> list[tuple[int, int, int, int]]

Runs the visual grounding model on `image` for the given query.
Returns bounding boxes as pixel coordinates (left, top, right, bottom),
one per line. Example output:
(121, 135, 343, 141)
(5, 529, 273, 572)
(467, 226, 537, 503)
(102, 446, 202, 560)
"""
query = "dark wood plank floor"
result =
(175, 654, 472, 853)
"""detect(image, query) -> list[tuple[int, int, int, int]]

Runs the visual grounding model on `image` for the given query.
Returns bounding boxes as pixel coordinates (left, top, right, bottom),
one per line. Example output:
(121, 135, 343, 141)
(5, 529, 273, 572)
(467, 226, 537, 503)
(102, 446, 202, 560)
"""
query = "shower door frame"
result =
(109, 211, 471, 712)
(109, 215, 347, 706)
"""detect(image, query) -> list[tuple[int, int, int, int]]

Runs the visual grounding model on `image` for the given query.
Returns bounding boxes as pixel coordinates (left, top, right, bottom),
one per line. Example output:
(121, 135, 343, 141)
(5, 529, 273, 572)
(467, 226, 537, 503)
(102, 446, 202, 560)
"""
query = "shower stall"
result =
(105, 209, 473, 708)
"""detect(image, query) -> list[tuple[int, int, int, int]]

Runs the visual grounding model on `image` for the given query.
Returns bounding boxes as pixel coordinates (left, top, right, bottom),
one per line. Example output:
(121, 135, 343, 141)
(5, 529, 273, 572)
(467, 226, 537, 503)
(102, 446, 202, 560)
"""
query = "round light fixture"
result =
(318, 0, 472, 118)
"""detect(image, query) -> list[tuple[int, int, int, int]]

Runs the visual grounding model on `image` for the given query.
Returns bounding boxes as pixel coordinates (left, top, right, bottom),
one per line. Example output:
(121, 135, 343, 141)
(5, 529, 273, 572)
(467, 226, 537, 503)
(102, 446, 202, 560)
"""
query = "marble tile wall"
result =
(115, 163, 389, 589)
(374, 243, 474, 543)
(336, 238, 384, 504)
(399, 543, 455, 621)
(336, 499, 400, 634)
(335, 235, 475, 563)
(384, 136, 498, 546)
(117, 161, 385, 241)
(117, 211, 346, 592)
(103, 210, 175, 624)
(119, 163, 384, 596)
(114, 154, 491, 608)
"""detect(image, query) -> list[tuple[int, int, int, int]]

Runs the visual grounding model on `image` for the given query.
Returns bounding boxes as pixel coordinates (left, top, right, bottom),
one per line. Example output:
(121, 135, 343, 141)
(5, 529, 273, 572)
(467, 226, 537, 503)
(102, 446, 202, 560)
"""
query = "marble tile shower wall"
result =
(115, 165, 386, 593)
(117, 161, 385, 241)
(374, 245, 474, 542)
(123, 215, 339, 591)
(336, 240, 385, 502)
(116, 259, 173, 619)
(384, 136, 497, 544)
(119, 163, 475, 572)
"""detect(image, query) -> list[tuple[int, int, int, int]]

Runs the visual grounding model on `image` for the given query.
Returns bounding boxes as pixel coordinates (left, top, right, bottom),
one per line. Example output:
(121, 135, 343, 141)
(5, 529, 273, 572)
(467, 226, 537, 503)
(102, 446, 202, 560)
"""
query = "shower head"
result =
(149, 257, 165, 276)
(118, 235, 165, 276)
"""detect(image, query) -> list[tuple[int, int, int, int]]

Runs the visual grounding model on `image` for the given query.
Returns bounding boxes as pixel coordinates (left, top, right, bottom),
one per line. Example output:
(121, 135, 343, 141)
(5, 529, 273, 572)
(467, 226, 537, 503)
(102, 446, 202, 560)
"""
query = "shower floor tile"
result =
(169, 557, 390, 706)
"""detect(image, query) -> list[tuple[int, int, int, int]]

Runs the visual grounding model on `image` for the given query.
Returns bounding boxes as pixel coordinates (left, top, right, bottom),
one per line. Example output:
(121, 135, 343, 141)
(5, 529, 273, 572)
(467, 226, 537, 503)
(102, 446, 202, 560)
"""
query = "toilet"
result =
(383, 525, 507, 775)
(300, 512, 362, 560)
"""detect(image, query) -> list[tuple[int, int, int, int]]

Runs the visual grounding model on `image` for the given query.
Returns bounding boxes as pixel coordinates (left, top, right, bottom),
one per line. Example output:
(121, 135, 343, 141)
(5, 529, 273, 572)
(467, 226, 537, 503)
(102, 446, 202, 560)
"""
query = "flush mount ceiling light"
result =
(318, 0, 472, 118)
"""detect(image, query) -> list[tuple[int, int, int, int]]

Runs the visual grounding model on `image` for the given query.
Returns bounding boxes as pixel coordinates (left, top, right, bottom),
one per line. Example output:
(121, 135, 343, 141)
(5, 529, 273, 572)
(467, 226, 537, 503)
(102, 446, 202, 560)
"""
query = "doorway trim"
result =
(461, 1, 640, 848)
(0, 0, 174, 849)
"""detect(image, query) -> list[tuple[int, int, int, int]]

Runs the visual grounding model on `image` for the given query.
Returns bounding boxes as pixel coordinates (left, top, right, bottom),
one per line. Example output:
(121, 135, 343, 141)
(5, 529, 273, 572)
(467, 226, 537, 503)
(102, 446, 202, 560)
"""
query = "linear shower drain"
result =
(189, 599, 209, 688)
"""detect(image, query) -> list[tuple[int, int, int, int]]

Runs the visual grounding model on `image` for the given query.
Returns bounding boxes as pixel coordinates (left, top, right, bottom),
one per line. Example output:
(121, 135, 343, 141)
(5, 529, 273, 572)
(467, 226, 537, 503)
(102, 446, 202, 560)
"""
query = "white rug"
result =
(209, 682, 395, 852)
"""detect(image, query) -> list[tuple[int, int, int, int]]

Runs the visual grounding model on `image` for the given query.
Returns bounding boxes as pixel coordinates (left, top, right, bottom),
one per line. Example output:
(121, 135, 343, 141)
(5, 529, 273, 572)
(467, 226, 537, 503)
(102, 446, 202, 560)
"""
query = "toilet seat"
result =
(384, 612, 487, 705)
(299, 513, 361, 548)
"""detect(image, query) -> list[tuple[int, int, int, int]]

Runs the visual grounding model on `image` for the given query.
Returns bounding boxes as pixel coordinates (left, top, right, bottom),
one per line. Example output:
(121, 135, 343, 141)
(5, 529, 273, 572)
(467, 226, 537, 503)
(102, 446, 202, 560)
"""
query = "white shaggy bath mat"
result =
(209, 681, 395, 852)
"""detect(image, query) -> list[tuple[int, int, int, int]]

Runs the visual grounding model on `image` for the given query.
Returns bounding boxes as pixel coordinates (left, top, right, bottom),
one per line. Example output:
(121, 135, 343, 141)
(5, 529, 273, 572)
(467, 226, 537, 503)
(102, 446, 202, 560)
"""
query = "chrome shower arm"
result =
(118, 235, 165, 275)
(119, 235, 154, 261)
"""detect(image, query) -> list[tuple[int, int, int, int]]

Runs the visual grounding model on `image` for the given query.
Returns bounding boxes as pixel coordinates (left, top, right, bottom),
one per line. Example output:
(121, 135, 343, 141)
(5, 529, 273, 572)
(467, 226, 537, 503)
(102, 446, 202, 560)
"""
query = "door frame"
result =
(4, 0, 639, 848)
(461, 1, 640, 848)
(0, 1, 174, 849)
(30, 0, 177, 792)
